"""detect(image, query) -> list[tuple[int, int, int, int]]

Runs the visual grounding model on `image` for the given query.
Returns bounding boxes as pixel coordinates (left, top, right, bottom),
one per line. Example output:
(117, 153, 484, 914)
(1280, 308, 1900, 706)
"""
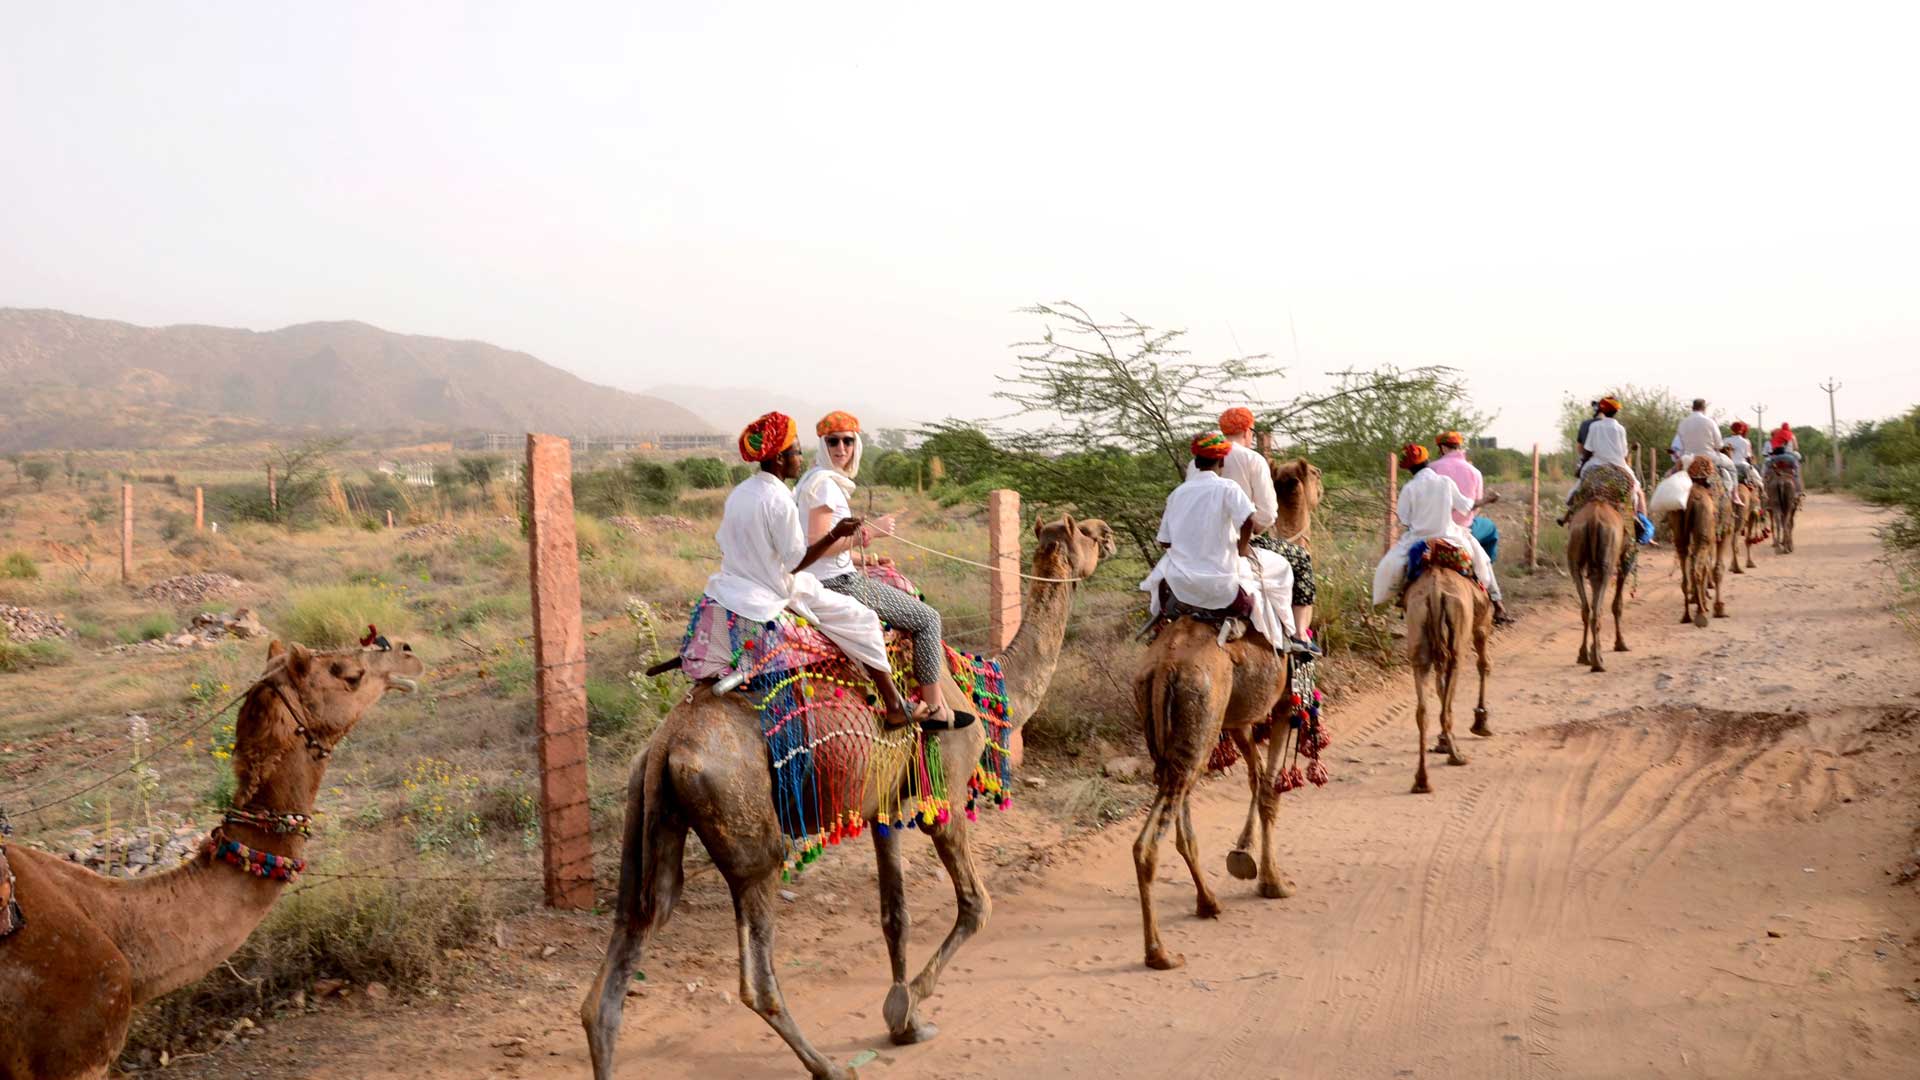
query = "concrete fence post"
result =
(1527, 443, 1540, 569)
(987, 489, 1021, 653)
(194, 486, 205, 532)
(526, 433, 595, 909)
(1383, 453, 1399, 556)
(120, 484, 133, 583)
(267, 462, 277, 513)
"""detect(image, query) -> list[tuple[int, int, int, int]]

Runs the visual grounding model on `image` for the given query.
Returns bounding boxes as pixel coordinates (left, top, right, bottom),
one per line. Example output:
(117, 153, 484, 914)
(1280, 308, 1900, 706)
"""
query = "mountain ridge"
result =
(0, 308, 709, 452)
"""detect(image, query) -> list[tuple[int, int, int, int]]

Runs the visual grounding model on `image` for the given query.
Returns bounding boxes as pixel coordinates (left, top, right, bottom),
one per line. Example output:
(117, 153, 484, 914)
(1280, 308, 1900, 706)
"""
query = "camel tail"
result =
(1423, 590, 1457, 673)
(1146, 668, 1175, 767)
(611, 742, 679, 930)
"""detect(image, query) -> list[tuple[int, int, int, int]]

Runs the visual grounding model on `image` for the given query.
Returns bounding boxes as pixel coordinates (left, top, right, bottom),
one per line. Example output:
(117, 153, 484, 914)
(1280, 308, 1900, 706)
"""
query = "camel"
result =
(0, 639, 423, 1080)
(1124, 455, 1322, 971)
(1404, 546, 1493, 794)
(1131, 616, 1290, 970)
(1567, 489, 1632, 673)
(1669, 458, 1720, 626)
(582, 515, 1115, 1080)
(1766, 463, 1801, 554)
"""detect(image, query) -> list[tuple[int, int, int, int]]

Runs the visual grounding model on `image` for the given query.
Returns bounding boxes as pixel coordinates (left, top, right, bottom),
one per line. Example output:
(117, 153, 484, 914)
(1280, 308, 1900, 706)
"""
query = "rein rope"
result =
(874, 532, 1089, 584)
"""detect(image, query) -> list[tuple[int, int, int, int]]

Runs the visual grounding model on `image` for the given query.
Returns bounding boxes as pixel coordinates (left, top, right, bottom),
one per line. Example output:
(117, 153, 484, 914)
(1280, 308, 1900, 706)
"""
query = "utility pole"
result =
(1749, 403, 1765, 460)
(1818, 378, 1842, 482)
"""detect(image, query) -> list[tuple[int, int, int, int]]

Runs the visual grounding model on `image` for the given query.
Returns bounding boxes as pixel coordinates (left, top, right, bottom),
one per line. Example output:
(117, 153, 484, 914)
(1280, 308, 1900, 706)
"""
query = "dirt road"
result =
(179, 496, 1920, 1079)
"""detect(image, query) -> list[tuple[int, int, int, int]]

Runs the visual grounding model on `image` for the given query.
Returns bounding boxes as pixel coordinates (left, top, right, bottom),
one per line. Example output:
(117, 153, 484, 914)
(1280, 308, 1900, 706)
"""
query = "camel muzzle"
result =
(387, 676, 419, 694)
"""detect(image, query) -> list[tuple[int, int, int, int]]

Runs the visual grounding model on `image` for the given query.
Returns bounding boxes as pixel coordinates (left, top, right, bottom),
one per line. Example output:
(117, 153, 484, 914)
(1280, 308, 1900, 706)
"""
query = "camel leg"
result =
(1226, 726, 1261, 881)
(1412, 663, 1432, 794)
(583, 754, 687, 1080)
(1586, 567, 1606, 673)
(1571, 557, 1594, 668)
(871, 824, 938, 1046)
(1133, 785, 1185, 969)
(1173, 791, 1224, 917)
(905, 815, 993, 1013)
(1439, 650, 1467, 767)
(1611, 557, 1630, 653)
(1471, 615, 1492, 737)
(730, 874, 852, 1080)
(1712, 552, 1727, 618)
(1251, 740, 1296, 899)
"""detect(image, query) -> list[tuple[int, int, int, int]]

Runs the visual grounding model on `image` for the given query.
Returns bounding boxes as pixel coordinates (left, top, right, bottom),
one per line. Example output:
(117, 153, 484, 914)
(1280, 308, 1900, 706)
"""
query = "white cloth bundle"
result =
(1649, 471, 1693, 517)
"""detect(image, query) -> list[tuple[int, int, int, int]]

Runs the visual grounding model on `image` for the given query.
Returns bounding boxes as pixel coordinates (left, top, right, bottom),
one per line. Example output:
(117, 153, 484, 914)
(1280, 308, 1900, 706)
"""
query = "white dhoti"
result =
(1371, 528, 1499, 607)
(785, 571, 891, 673)
(1141, 551, 1298, 646)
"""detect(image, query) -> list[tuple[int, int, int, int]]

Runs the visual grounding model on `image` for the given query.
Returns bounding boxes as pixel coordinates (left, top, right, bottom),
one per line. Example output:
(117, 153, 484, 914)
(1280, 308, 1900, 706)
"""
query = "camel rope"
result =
(873, 532, 1089, 584)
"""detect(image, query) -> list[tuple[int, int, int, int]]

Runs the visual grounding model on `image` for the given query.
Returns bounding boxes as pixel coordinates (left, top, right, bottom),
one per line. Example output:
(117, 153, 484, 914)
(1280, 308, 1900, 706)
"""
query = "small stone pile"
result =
(609, 515, 698, 537)
(0, 604, 70, 642)
(139, 572, 243, 604)
(401, 522, 465, 542)
(115, 609, 270, 653)
(60, 814, 206, 878)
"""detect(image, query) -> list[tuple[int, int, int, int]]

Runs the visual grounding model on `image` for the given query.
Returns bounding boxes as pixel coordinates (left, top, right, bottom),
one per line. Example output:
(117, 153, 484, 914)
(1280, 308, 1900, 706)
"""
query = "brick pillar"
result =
(526, 434, 595, 909)
(194, 486, 204, 532)
(1527, 443, 1541, 568)
(1383, 453, 1399, 556)
(987, 489, 1021, 653)
(267, 462, 277, 512)
(120, 484, 133, 582)
(386, 509, 394, 528)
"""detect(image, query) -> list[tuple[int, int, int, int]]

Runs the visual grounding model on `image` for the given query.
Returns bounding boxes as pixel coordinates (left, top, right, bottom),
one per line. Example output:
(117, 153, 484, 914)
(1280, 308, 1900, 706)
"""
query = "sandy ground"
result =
(166, 495, 1920, 1079)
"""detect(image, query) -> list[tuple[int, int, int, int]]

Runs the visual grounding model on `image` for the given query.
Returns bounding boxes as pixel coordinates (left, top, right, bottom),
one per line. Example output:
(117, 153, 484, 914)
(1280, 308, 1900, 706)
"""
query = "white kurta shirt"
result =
(1147, 471, 1257, 610)
(706, 472, 810, 623)
(793, 466, 856, 580)
(1185, 442, 1277, 530)
(1581, 416, 1630, 471)
(1675, 411, 1722, 458)
(1397, 467, 1473, 541)
(1724, 436, 1752, 467)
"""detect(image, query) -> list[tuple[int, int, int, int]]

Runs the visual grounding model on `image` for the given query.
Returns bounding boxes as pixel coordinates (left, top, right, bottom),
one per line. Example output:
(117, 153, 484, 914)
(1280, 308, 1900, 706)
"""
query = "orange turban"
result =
(1436, 430, 1465, 449)
(1218, 407, 1256, 435)
(1597, 396, 1621, 415)
(1400, 443, 1429, 470)
(1191, 431, 1232, 461)
(815, 411, 860, 437)
(1729, 420, 1748, 435)
(738, 412, 798, 462)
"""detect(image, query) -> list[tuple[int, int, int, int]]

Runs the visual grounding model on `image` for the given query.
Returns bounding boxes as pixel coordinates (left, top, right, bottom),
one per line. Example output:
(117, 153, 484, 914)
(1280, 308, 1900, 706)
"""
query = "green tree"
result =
(1556, 384, 1689, 462)
(4, 453, 21, 482)
(22, 460, 54, 490)
(674, 456, 731, 489)
(458, 456, 498, 491)
(1274, 365, 1490, 479)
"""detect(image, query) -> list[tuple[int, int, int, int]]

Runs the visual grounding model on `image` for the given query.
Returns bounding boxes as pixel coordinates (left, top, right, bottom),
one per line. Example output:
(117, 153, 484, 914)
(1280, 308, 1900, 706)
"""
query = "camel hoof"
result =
(1225, 849, 1258, 881)
(1412, 776, 1431, 795)
(1713, 605, 1727, 618)
(888, 1019, 940, 1046)
(1613, 642, 1630, 653)
(882, 983, 922, 1041)
(1471, 719, 1492, 738)
(1196, 896, 1223, 919)
(1692, 613, 1709, 628)
(1145, 948, 1186, 971)
(1257, 875, 1296, 900)
(1589, 659, 1605, 673)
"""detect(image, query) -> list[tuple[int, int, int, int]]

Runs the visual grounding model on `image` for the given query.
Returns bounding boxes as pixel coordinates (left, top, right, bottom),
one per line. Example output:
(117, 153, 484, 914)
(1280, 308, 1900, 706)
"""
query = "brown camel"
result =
(581, 516, 1115, 1080)
(1669, 459, 1720, 627)
(1567, 493, 1632, 672)
(1405, 549, 1493, 794)
(1766, 463, 1801, 554)
(1730, 477, 1765, 572)
(1131, 615, 1291, 970)
(0, 639, 423, 1080)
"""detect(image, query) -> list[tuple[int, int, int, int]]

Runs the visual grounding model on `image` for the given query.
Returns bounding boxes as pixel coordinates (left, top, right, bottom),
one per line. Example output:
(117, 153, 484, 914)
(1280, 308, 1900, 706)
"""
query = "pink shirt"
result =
(1426, 451, 1482, 528)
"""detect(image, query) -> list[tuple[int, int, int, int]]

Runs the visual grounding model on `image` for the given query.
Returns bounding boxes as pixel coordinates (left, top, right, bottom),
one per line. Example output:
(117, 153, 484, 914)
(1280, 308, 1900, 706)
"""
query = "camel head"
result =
(230, 639, 425, 808)
(1034, 514, 1115, 580)
(1271, 456, 1323, 518)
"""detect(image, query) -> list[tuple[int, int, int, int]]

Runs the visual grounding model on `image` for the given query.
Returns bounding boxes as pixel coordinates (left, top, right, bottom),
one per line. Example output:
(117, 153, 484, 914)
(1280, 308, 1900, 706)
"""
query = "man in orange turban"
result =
(708, 411, 930, 727)
(1140, 432, 1310, 655)
(1372, 442, 1500, 609)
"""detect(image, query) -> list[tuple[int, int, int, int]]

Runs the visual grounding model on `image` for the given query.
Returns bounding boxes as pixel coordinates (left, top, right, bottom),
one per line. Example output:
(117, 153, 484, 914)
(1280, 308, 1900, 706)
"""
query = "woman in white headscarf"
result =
(794, 411, 952, 720)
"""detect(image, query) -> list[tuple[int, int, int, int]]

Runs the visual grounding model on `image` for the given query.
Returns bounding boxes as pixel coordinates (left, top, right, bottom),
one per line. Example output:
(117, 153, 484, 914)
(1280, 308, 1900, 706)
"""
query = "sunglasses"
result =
(823, 435, 857, 448)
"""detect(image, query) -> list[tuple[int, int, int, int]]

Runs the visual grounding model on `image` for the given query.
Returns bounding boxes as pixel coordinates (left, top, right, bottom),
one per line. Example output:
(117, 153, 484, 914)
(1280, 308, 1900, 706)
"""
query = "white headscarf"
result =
(804, 431, 862, 497)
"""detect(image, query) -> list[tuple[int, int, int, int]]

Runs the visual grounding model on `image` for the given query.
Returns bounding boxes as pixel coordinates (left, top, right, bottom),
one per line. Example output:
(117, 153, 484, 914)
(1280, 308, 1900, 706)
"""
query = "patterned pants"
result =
(820, 572, 946, 686)
(1252, 535, 1315, 608)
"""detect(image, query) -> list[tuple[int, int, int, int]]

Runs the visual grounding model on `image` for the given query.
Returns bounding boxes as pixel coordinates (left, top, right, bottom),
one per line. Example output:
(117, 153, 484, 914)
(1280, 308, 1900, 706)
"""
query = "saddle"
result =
(0, 828, 21, 940)
(1405, 538, 1481, 593)
(1144, 582, 1253, 644)
(1570, 464, 1636, 516)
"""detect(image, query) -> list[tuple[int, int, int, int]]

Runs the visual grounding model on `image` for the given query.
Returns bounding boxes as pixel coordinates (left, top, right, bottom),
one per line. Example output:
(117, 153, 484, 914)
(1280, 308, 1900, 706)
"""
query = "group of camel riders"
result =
(1558, 394, 1805, 535)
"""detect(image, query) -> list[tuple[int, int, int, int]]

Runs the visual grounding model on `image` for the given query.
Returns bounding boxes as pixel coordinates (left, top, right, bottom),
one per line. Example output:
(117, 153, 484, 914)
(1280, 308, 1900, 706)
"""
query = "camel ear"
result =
(1034, 516, 1050, 539)
(287, 643, 314, 684)
(1062, 512, 1076, 533)
(267, 639, 286, 661)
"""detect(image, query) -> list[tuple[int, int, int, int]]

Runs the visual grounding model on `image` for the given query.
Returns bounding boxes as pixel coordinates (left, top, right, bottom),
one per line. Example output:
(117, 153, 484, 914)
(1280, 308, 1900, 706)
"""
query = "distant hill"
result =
(644, 383, 912, 441)
(0, 309, 708, 452)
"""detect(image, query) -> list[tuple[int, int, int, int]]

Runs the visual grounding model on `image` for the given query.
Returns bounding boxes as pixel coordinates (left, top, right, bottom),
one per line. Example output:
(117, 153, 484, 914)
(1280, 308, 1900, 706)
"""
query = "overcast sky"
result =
(4, 2, 1916, 447)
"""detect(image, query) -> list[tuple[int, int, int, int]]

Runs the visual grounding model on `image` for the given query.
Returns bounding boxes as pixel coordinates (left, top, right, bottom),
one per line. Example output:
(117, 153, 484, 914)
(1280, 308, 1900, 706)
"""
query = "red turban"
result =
(1597, 397, 1621, 415)
(1400, 443, 1429, 469)
(1191, 431, 1232, 461)
(739, 412, 798, 462)
(1218, 407, 1256, 436)
(815, 411, 860, 437)
(1436, 430, 1465, 449)
(1729, 420, 1748, 435)
(1771, 424, 1794, 450)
